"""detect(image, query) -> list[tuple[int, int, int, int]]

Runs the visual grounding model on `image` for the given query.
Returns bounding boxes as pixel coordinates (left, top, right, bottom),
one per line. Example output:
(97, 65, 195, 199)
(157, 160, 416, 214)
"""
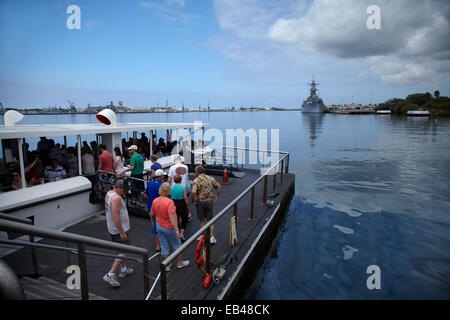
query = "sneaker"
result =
(177, 260, 190, 269)
(210, 236, 217, 244)
(165, 263, 172, 272)
(118, 267, 134, 278)
(180, 234, 186, 242)
(103, 273, 120, 287)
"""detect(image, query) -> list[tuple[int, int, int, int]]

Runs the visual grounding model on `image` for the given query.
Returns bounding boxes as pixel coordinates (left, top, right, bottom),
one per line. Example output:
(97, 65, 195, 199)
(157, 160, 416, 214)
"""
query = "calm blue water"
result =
(2, 111, 449, 299)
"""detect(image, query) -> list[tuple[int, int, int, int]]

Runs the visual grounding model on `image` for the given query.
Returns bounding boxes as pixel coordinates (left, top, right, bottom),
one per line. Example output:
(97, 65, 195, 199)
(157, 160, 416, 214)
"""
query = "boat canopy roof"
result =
(0, 122, 210, 140)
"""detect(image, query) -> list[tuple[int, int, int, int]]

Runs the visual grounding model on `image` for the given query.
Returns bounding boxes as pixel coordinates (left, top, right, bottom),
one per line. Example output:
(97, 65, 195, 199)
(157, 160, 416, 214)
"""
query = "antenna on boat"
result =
(96, 108, 117, 127)
(4, 110, 24, 126)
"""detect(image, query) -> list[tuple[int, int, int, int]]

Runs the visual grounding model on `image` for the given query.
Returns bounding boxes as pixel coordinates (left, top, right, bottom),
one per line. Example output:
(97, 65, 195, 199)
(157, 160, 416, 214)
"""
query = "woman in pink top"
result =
(150, 183, 190, 271)
(113, 147, 125, 175)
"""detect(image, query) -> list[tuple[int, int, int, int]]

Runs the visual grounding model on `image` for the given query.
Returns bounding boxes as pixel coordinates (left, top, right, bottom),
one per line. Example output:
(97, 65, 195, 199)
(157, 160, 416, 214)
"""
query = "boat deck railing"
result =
(158, 146, 290, 300)
(0, 146, 290, 300)
(0, 213, 152, 300)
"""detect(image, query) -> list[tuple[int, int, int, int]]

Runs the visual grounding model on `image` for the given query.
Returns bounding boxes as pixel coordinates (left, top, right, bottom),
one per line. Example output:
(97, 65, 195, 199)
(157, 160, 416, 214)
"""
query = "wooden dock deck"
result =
(2, 168, 295, 300)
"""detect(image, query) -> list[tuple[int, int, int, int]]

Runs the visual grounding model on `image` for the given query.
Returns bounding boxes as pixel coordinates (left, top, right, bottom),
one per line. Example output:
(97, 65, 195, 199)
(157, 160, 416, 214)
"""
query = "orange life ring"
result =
(195, 235, 205, 266)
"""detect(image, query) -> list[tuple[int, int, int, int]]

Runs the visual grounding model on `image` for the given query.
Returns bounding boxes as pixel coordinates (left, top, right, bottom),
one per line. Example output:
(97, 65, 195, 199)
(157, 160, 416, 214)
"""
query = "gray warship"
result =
(301, 78, 329, 113)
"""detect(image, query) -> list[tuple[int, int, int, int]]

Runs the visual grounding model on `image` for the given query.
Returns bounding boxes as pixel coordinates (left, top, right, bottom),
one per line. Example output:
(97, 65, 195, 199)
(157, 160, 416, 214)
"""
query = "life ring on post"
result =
(195, 235, 206, 266)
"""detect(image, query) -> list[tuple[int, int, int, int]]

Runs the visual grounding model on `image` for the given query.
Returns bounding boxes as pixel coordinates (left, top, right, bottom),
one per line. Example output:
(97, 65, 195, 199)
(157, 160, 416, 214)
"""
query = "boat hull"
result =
(301, 102, 329, 113)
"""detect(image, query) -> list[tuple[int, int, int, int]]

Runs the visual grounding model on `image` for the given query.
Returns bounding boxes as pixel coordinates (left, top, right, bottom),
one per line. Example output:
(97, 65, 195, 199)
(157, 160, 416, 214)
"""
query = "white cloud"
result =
(165, 0, 185, 7)
(211, 0, 450, 88)
(267, 0, 450, 86)
(138, 1, 198, 22)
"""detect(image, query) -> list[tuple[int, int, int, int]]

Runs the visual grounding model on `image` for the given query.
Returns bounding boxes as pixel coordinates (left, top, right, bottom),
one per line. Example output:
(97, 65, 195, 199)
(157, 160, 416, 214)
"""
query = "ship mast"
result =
(308, 74, 319, 97)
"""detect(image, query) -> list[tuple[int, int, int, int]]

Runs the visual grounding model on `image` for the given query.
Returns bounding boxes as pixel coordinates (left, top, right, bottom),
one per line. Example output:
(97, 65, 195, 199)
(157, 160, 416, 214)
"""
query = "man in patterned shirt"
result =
(191, 165, 221, 244)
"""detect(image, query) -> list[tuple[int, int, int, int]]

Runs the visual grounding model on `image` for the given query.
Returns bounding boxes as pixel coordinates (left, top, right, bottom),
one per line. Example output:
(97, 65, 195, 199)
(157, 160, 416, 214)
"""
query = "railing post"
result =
(77, 243, 89, 300)
(249, 186, 255, 221)
(280, 159, 284, 183)
(28, 216, 39, 276)
(160, 263, 167, 300)
(205, 228, 211, 275)
(262, 175, 268, 205)
(233, 203, 238, 227)
(29, 234, 39, 276)
(285, 154, 289, 174)
(272, 171, 277, 192)
(143, 254, 149, 298)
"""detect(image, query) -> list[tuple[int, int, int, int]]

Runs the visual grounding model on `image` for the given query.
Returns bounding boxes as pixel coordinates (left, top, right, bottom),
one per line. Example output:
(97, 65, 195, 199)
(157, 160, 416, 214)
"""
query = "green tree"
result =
(434, 90, 440, 98)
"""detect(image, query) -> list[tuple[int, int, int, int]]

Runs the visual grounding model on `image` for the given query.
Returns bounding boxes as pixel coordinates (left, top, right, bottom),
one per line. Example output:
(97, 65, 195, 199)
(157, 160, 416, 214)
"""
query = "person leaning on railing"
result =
(120, 145, 145, 197)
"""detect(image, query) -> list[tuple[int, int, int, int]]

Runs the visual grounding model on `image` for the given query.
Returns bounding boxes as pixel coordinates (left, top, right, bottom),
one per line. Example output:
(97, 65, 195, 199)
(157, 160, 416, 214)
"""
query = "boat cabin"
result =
(0, 109, 209, 232)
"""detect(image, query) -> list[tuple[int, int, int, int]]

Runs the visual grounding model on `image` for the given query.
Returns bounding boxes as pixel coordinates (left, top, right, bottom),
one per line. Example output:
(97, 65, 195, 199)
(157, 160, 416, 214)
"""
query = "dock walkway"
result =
(3, 168, 295, 300)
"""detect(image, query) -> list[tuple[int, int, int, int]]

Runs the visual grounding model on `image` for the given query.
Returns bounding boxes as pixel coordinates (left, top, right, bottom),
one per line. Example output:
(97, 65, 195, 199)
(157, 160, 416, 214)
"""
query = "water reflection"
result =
(301, 113, 325, 148)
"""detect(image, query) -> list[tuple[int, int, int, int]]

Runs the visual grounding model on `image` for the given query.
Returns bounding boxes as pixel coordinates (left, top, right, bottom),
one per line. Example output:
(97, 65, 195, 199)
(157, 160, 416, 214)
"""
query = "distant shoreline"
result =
(0, 108, 302, 115)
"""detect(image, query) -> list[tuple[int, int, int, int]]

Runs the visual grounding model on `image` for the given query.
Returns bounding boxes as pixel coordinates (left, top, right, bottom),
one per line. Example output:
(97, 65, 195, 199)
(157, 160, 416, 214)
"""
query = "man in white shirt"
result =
(167, 154, 191, 194)
(44, 158, 67, 182)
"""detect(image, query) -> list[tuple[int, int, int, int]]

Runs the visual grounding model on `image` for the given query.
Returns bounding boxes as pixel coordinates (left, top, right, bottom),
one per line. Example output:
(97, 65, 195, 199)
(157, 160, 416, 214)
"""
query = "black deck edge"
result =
(218, 178, 295, 300)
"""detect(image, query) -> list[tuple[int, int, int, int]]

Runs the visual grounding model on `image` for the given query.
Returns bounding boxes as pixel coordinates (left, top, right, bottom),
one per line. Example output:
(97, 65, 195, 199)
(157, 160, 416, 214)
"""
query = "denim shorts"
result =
(155, 222, 181, 256)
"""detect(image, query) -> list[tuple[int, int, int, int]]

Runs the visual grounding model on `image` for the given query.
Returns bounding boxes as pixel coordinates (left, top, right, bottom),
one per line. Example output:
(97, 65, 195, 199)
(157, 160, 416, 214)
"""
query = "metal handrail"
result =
(0, 238, 145, 263)
(0, 212, 33, 225)
(96, 170, 149, 183)
(0, 220, 147, 255)
(159, 148, 290, 299)
(0, 212, 39, 275)
(0, 219, 150, 300)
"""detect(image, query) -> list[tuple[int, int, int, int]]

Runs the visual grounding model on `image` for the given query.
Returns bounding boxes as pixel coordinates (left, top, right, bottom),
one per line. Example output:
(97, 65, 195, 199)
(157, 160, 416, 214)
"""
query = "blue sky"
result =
(1, 0, 449, 108)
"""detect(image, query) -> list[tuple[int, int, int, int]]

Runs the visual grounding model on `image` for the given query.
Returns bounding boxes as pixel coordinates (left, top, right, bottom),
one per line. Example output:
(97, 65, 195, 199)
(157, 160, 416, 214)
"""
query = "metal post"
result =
(273, 171, 277, 192)
(280, 159, 284, 183)
(176, 128, 179, 153)
(77, 135, 82, 176)
(233, 203, 238, 227)
(29, 216, 39, 276)
(160, 263, 167, 300)
(205, 228, 211, 275)
(262, 175, 268, 205)
(29, 233, 39, 275)
(250, 186, 255, 221)
(77, 243, 89, 300)
(143, 254, 149, 298)
(17, 138, 26, 189)
(285, 154, 289, 174)
(149, 130, 153, 155)
(65, 242, 71, 267)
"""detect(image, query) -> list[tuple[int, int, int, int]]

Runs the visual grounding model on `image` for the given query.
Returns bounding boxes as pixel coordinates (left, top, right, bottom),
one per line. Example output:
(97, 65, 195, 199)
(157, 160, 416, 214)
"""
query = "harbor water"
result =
(2, 111, 449, 299)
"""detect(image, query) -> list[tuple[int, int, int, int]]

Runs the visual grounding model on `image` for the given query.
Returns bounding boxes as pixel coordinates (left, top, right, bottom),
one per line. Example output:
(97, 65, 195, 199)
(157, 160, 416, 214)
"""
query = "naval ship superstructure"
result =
(301, 78, 329, 113)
